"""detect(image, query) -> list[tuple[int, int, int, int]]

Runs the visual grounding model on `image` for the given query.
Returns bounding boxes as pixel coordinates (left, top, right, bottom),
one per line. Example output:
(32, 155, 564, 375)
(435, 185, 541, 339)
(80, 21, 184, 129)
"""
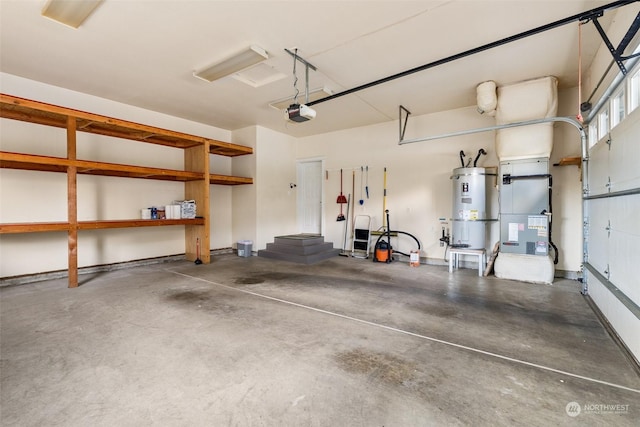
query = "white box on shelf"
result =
(179, 200, 196, 219)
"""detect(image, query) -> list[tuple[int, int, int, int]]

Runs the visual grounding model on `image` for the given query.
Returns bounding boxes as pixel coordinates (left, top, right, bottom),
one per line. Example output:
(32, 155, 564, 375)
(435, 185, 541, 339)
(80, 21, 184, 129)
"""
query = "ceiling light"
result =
(231, 63, 287, 88)
(269, 87, 333, 111)
(41, 0, 103, 29)
(193, 46, 269, 83)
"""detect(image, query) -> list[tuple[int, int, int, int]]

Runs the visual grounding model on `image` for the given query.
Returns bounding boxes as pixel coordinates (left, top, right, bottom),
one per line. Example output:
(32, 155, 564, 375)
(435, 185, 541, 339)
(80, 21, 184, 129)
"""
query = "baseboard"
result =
(0, 248, 233, 287)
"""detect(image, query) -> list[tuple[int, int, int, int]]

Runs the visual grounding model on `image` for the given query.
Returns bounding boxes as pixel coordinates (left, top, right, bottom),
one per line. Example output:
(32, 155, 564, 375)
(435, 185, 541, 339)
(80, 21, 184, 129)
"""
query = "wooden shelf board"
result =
(77, 218, 205, 230)
(1, 219, 205, 233)
(0, 152, 71, 171)
(75, 160, 203, 181)
(1, 152, 204, 181)
(1, 94, 252, 157)
(0, 222, 70, 234)
(555, 156, 582, 166)
(210, 144, 253, 157)
(210, 174, 253, 185)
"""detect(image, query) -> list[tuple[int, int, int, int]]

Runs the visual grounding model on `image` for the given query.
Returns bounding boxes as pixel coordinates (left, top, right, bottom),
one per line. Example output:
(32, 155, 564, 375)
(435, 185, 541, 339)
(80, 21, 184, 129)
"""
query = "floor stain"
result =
(233, 272, 304, 285)
(334, 348, 416, 386)
(164, 289, 239, 314)
(234, 277, 265, 285)
(165, 289, 211, 303)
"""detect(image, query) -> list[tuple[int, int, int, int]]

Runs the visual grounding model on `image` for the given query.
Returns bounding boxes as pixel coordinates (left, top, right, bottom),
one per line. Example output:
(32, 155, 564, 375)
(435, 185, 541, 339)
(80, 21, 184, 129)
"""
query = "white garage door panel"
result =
(608, 195, 640, 305)
(609, 231, 640, 304)
(609, 123, 640, 192)
(589, 275, 640, 361)
(587, 140, 610, 195)
(587, 198, 609, 274)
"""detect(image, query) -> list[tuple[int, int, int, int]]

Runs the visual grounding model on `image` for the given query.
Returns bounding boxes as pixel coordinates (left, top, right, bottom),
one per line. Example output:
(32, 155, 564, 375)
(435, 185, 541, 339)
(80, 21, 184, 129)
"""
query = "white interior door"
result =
(297, 160, 323, 234)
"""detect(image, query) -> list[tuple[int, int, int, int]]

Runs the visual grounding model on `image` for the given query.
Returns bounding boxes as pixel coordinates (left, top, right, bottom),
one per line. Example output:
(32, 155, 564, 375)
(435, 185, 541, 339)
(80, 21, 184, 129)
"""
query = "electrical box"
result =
(500, 214, 549, 255)
(499, 158, 548, 215)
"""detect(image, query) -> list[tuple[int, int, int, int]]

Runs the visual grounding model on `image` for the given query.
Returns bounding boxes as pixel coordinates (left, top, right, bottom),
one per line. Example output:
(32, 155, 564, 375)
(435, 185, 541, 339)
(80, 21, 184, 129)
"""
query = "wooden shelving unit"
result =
(0, 94, 253, 288)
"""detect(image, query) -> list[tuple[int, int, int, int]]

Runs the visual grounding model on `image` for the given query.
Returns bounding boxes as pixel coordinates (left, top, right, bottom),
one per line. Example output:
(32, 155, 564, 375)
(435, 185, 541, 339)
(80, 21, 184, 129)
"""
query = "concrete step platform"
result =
(258, 234, 340, 264)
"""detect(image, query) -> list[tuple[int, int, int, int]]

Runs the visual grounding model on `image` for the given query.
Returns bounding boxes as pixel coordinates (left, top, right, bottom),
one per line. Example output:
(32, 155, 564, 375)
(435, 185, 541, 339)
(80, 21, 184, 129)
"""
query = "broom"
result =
(337, 168, 347, 221)
(195, 238, 203, 265)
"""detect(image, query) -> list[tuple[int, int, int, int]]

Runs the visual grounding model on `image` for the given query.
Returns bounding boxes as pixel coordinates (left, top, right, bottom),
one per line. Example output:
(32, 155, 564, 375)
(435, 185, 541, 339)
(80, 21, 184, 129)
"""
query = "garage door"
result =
(584, 64, 640, 364)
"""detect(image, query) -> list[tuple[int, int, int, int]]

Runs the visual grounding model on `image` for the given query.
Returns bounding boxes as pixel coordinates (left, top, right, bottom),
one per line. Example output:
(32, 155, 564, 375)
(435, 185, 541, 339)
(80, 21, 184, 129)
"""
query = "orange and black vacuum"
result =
(373, 210, 393, 263)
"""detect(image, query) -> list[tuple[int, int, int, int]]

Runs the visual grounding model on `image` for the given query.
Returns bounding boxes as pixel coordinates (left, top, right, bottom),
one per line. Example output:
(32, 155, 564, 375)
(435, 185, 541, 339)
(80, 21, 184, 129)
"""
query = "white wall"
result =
(552, 87, 585, 272)
(231, 126, 297, 251)
(231, 126, 257, 251)
(297, 106, 500, 262)
(0, 73, 234, 277)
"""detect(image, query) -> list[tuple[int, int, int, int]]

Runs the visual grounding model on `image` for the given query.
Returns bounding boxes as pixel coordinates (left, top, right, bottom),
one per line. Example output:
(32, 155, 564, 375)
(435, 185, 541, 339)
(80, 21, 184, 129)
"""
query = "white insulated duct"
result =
(495, 76, 558, 161)
(476, 80, 497, 116)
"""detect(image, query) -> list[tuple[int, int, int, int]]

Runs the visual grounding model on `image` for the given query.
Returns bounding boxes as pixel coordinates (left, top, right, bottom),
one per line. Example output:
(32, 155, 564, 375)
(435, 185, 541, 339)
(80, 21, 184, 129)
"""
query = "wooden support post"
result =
(184, 141, 210, 263)
(67, 116, 78, 288)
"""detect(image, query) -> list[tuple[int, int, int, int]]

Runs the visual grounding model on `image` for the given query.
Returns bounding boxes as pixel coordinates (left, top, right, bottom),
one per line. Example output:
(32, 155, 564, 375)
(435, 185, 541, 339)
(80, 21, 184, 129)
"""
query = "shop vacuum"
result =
(373, 210, 393, 263)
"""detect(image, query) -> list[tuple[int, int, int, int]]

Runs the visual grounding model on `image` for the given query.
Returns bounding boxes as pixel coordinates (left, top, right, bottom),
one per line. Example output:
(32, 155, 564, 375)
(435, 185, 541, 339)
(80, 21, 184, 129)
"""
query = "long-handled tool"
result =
(337, 168, 347, 221)
(385, 209, 392, 263)
(195, 238, 203, 265)
(339, 194, 351, 256)
(365, 165, 369, 199)
(382, 167, 387, 229)
(351, 169, 356, 240)
(337, 169, 347, 204)
(359, 166, 364, 205)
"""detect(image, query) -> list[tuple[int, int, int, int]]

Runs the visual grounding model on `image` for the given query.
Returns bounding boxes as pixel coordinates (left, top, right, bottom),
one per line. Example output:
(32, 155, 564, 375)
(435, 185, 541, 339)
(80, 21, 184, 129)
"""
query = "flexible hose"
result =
(373, 230, 421, 259)
(473, 148, 487, 167)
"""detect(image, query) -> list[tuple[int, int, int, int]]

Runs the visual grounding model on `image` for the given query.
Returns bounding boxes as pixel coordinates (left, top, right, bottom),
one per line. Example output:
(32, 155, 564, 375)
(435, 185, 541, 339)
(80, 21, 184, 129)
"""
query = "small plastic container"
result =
(237, 240, 253, 257)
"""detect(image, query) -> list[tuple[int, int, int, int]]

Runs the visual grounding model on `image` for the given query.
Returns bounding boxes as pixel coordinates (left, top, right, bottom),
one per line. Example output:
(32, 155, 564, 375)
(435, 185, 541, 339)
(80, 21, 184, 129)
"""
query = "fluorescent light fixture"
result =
(193, 46, 269, 83)
(231, 63, 287, 88)
(42, 0, 103, 29)
(269, 86, 333, 110)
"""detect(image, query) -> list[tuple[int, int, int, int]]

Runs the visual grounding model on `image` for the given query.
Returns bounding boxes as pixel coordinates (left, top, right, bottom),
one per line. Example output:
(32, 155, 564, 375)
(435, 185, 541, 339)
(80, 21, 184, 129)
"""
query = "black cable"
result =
(548, 176, 559, 265)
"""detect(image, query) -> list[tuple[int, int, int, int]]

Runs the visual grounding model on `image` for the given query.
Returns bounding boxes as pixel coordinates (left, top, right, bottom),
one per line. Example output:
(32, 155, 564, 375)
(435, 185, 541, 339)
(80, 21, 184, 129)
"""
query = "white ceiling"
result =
(0, 0, 631, 138)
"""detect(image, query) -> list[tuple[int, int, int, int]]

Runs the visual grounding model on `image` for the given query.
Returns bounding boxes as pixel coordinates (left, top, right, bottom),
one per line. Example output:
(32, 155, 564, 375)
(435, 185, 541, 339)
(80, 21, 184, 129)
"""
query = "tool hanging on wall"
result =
(351, 169, 356, 239)
(359, 166, 364, 205)
(382, 167, 388, 229)
(365, 166, 369, 199)
(337, 203, 346, 222)
(337, 168, 347, 221)
(337, 169, 348, 204)
(340, 194, 351, 256)
(195, 238, 203, 265)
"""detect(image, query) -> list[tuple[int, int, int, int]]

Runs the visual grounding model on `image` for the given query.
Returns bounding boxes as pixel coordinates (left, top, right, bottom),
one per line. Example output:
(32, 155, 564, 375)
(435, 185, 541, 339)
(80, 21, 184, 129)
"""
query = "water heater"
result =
(451, 167, 496, 249)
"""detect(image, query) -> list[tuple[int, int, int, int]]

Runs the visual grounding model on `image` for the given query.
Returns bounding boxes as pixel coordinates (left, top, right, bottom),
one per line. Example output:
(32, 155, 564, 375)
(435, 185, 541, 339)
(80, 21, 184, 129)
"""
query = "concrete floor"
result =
(1, 254, 639, 426)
